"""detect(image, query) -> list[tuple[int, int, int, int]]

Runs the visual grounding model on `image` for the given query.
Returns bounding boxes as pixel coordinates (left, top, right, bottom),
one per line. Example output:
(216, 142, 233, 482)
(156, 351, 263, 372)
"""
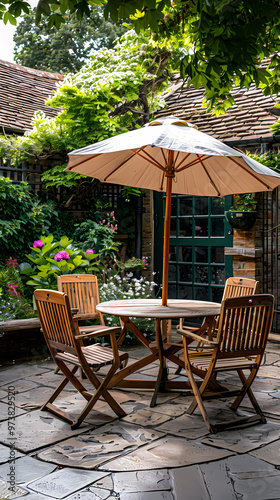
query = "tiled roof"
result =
(0, 59, 64, 134)
(157, 76, 280, 147)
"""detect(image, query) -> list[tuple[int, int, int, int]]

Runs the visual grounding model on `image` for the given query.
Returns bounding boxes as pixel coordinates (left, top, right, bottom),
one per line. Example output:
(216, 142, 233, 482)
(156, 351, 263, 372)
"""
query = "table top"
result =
(97, 298, 221, 319)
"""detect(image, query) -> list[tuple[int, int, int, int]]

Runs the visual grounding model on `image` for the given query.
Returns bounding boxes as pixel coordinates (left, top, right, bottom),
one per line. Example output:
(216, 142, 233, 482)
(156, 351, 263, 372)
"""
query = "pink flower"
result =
(33, 240, 44, 249)
(8, 283, 20, 296)
(6, 258, 18, 267)
(110, 211, 114, 217)
(85, 249, 94, 255)
(54, 251, 70, 261)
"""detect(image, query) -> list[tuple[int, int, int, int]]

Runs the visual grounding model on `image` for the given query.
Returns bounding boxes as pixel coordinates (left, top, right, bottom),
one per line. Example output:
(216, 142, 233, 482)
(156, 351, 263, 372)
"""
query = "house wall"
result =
(141, 189, 154, 281)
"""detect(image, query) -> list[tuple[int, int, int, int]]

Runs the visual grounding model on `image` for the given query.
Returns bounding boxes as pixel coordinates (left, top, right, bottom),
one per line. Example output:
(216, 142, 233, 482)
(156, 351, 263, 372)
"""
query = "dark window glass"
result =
(169, 245, 176, 261)
(179, 265, 192, 282)
(194, 219, 208, 237)
(211, 266, 225, 285)
(170, 218, 177, 236)
(179, 218, 192, 237)
(211, 247, 224, 263)
(168, 264, 177, 281)
(180, 197, 192, 216)
(178, 246, 192, 262)
(179, 285, 192, 300)
(212, 287, 224, 302)
(211, 218, 224, 237)
(195, 197, 208, 215)
(168, 285, 177, 299)
(194, 287, 208, 301)
(171, 197, 177, 216)
(195, 265, 208, 284)
(195, 246, 208, 263)
(211, 197, 225, 215)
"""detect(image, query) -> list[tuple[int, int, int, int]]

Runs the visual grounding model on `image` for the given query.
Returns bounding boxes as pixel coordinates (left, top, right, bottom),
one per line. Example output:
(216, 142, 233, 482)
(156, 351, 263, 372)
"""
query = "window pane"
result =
(195, 246, 208, 263)
(212, 287, 224, 302)
(178, 246, 192, 262)
(211, 197, 225, 215)
(211, 247, 224, 263)
(168, 264, 177, 281)
(194, 287, 208, 301)
(168, 285, 177, 299)
(169, 245, 176, 261)
(170, 218, 177, 236)
(195, 197, 208, 215)
(179, 265, 192, 282)
(180, 197, 192, 216)
(195, 266, 208, 284)
(194, 219, 208, 237)
(179, 285, 192, 299)
(179, 218, 192, 237)
(171, 197, 177, 216)
(211, 218, 224, 237)
(211, 266, 225, 285)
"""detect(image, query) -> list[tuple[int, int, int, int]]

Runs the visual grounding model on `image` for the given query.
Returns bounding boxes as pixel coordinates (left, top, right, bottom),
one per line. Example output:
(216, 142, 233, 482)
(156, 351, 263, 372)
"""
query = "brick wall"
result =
(141, 189, 154, 280)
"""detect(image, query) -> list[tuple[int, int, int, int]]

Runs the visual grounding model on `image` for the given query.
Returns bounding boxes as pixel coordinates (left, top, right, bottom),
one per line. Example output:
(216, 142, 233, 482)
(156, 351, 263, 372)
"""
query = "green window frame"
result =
(154, 194, 233, 304)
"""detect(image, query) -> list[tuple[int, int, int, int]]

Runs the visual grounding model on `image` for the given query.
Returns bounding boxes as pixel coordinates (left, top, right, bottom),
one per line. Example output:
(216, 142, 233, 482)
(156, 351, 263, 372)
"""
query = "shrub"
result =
(19, 234, 93, 297)
(0, 177, 58, 265)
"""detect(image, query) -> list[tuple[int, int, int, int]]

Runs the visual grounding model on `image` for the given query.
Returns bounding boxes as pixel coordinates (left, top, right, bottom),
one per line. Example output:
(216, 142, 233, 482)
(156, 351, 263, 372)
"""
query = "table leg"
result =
(150, 318, 168, 407)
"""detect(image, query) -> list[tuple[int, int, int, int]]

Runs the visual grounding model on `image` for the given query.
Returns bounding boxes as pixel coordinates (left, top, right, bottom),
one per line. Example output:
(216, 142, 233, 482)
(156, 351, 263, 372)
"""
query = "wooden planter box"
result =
(0, 318, 47, 362)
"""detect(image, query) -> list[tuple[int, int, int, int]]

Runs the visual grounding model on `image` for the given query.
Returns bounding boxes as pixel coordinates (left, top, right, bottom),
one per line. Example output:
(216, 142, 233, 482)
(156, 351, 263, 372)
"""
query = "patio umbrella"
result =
(66, 116, 280, 305)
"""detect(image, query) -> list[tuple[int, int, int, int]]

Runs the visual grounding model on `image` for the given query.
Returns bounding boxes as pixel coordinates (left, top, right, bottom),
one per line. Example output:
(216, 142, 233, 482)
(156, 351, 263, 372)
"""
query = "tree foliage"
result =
(2, 0, 280, 113)
(0, 30, 176, 207)
(13, 6, 128, 73)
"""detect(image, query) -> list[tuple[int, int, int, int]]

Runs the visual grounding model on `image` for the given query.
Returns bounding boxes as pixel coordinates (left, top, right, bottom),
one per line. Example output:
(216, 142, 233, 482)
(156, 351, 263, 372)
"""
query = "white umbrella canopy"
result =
(66, 116, 280, 304)
(67, 116, 280, 197)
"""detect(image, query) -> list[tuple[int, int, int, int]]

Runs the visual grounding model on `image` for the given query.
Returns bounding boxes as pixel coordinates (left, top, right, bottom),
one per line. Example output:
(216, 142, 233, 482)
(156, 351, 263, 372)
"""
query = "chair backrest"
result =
(217, 294, 274, 355)
(222, 277, 259, 301)
(57, 274, 104, 323)
(34, 289, 78, 353)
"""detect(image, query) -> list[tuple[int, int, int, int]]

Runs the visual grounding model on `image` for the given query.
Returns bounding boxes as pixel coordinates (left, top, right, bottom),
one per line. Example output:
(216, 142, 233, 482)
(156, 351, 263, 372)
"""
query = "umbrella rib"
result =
(175, 155, 212, 172)
(132, 148, 165, 171)
(104, 152, 136, 181)
(174, 152, 191, 170)
(231, 157, 272, 190)
(198, 156, 221, 196)
(67, 154, 100, 170)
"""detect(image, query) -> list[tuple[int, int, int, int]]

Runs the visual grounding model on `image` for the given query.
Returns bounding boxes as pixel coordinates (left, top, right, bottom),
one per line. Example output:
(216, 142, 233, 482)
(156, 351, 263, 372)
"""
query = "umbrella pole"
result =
(162, 154, 174, 306)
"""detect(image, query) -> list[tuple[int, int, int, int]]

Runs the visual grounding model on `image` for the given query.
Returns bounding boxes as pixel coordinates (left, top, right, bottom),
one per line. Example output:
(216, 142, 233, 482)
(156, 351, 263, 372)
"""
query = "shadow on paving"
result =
(0, 340, 279, 499)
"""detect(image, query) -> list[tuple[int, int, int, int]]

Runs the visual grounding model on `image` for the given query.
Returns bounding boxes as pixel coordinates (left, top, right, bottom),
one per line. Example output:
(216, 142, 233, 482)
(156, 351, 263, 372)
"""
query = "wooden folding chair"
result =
(57, 274, 109, 335)
(178, 294, 274, 433)
(172, 277, 260, 376)
(179, 277, 259, 337)
(34, 289, 129, 429)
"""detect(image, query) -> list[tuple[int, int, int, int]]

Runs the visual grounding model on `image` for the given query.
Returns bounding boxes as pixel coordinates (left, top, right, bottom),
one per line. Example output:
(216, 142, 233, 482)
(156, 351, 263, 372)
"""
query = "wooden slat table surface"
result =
(97, 299, 221, 319)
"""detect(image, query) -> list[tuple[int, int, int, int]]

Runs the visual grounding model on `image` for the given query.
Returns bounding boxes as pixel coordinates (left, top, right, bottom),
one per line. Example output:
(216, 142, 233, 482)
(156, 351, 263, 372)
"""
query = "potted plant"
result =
(225, 193, 258, 230)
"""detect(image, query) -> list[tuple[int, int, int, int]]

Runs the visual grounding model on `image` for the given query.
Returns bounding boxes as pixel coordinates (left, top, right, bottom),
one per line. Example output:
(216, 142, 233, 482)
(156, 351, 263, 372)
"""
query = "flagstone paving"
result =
(0, 340, 279, 499)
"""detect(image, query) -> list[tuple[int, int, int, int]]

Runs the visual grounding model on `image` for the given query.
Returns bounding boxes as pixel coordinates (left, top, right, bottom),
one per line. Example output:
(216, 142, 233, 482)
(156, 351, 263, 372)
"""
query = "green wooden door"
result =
(154, 194, 233, 303)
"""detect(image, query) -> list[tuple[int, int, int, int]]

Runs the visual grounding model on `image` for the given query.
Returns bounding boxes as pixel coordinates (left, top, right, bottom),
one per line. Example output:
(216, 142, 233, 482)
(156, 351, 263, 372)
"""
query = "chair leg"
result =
(182, 338, 215, 433)
(71, 362, 126, 429)
(231, 368, 266, 423)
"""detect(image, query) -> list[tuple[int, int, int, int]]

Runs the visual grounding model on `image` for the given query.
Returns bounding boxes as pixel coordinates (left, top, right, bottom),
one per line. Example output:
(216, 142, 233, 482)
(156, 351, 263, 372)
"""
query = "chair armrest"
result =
(177, 328, 218, 346)
(75, 326, 121, 340)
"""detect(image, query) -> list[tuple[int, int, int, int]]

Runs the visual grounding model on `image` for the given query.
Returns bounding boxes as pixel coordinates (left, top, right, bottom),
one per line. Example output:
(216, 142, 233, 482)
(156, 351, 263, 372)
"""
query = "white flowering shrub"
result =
(99, 272, 157, 339)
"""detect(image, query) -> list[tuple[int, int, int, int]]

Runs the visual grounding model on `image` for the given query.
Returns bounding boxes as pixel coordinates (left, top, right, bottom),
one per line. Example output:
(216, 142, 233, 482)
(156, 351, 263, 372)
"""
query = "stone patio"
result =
(0, 339, 279, 499)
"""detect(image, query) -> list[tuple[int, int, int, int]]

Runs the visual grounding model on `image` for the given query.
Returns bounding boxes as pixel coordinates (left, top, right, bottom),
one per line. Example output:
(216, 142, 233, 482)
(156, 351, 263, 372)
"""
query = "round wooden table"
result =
(97, 298, 221, 406)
